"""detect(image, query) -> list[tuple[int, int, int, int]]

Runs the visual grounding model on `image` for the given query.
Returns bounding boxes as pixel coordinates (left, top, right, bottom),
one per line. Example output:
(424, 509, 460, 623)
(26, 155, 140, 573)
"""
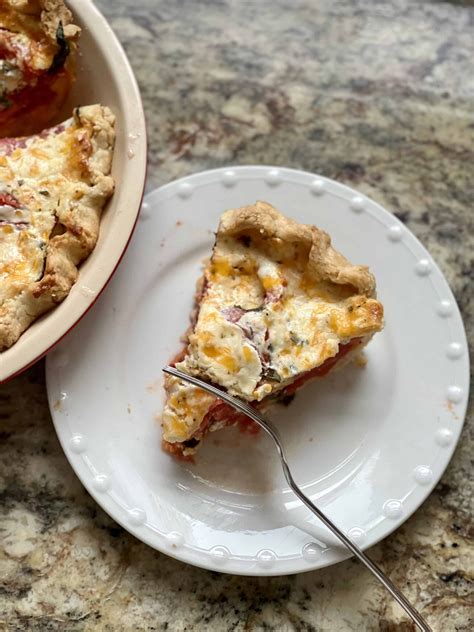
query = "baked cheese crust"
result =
(0, 104, 115, 350)
(162, 202, 384, 451)
(0, 0, 80, 137)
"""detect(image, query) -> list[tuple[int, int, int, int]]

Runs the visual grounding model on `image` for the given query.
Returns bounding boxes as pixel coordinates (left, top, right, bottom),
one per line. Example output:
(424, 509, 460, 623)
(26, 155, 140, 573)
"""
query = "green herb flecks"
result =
(289, 331, 308, 345)
(0, 93, 12, 110)
(263, 367, 282, 382)
(0, 60, 16, 76)
(48, 22, 70, 74)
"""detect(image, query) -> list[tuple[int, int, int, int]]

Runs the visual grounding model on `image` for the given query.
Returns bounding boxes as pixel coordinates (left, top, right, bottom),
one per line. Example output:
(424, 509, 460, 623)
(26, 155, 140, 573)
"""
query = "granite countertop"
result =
(1, 0, 473, 629)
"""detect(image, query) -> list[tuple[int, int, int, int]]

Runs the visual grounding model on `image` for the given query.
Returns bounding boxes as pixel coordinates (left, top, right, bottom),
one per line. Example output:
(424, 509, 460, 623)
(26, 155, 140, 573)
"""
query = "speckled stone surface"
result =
(1, 0, 473, 629)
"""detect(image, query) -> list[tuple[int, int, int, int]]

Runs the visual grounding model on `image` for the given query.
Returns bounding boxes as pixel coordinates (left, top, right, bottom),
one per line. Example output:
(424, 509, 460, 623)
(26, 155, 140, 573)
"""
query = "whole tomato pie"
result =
(0, 2, 116, 352)
(0, 105, 115, 350)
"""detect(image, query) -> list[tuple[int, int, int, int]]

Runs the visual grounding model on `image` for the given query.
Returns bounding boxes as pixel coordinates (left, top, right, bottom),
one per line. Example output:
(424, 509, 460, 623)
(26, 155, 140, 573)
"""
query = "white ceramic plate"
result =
(1, 0, 147, 382)
(46, 166, 469, 576)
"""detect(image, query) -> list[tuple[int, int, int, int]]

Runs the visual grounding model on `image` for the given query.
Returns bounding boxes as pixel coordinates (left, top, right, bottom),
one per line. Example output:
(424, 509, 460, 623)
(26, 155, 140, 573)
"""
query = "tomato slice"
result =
(0, 192, 20, 208)
(0, 69, 73, 137)
(283, 337, 362, 396)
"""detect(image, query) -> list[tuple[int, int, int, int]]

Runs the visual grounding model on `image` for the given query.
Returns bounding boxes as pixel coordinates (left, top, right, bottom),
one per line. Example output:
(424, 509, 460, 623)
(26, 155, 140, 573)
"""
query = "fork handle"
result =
(162, 366, 431, 632)
(281, 460, 431, 632)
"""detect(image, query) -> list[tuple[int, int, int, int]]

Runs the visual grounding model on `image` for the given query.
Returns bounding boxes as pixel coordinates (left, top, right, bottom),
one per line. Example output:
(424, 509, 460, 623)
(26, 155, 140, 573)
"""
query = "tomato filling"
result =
(0, 191, 20, 207)
(202, 398, 260, 436)
(166, 337, 363, 455)
(283, 337, 363, 396)
(0, 66, 73, 137)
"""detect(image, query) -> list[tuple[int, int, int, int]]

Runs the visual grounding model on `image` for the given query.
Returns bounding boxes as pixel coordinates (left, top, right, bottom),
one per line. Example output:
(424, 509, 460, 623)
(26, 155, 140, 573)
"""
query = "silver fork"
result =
(163, 366, 431, 632)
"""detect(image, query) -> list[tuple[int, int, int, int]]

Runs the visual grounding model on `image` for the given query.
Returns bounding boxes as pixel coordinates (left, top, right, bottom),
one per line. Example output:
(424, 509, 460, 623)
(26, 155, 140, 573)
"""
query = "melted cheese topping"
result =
(162, 376, 217, 443)
(0, 215, 48, 294)
(0, 116, 90, 306)
(162, 224, 384, 444)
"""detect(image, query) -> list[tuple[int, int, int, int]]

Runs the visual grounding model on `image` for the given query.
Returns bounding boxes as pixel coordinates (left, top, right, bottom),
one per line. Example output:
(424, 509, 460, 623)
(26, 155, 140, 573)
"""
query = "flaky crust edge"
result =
(6, 0, 81, 41)
(39, 0, 81, 41)
(218, 201, 377, 297)
(0, 105, 115, 351)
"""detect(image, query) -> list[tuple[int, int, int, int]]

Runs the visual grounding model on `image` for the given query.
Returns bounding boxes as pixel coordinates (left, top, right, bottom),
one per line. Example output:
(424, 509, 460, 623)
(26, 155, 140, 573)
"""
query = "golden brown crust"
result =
(219, 201, 376, 296)
(39, 0, 81, 41)
(0, 105, 115, 351)
(0, 0, 80, 43)
(30, 105, 115, 297)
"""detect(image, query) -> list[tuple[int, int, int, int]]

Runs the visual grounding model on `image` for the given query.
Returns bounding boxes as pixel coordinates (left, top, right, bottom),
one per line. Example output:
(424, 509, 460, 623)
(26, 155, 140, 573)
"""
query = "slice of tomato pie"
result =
(0, 0, 80, 137)
(162, 202, 384, 457)
(0, 104, 115, 350)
